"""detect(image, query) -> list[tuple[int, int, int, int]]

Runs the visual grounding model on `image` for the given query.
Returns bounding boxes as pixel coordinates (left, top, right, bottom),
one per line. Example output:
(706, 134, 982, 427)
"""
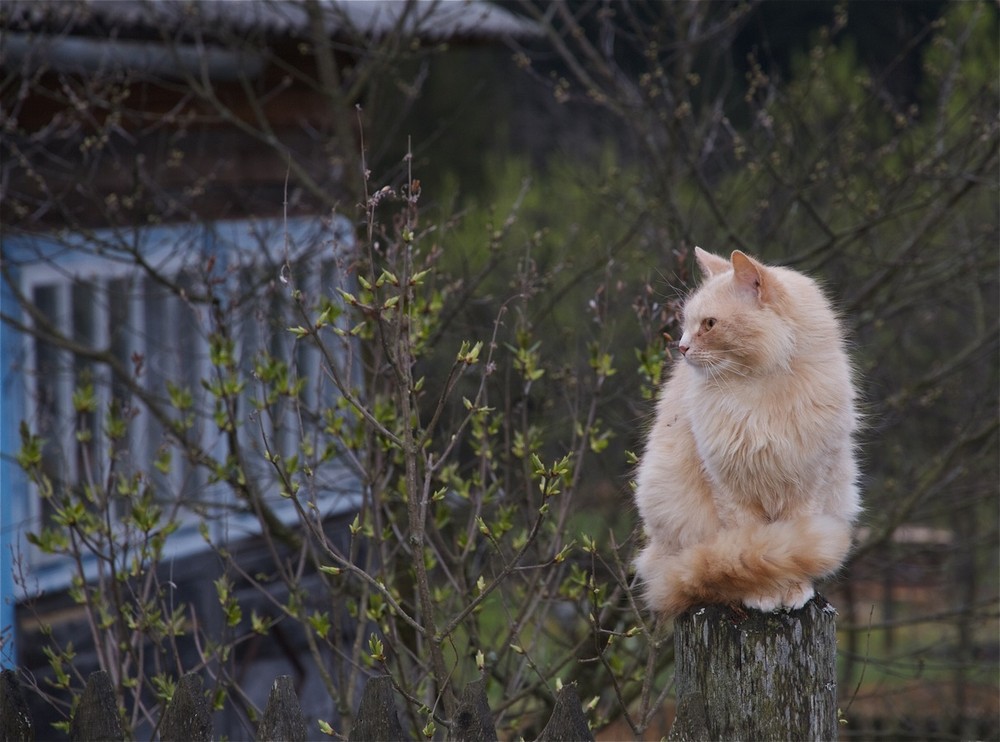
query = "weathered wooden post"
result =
(535, 683, 595, 742)
(450, 677, 498, 742)
(348, 675, 406, 742)
(669, 596, 838, 742)
(0, 669, 34, 742)
(256, 675, 308, 742)
(70, 671, 125, 742)
(159, 672, 212, 742)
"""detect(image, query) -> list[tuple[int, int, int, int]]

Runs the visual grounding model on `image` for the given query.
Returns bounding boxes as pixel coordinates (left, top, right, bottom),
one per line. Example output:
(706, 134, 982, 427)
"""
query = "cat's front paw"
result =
(742, 593, 783, 612)
(782, 581, 816, 610)
(743, 582, 815, 613)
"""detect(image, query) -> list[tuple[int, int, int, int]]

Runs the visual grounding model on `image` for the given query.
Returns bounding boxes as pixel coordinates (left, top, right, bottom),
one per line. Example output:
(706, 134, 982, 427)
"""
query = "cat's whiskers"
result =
(691, 353, 755, 385)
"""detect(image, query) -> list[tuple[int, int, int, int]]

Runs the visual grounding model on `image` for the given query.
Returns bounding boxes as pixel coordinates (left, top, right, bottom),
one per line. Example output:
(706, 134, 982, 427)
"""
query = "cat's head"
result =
(677, 247, 797, 378)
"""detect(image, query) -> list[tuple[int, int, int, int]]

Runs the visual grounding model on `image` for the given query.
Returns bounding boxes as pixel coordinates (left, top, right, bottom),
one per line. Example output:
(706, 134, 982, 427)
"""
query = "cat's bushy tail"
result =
(637, 514, 853, 616)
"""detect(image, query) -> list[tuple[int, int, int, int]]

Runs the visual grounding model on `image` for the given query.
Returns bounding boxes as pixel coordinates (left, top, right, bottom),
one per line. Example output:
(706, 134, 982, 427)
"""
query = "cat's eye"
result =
(702, 318, 717, 331)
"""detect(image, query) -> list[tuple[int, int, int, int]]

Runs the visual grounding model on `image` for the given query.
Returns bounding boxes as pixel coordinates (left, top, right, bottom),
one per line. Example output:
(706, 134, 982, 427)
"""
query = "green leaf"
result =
(457, 340, 483, 365)
(368, 633, 385, 662)
(16, 421, 44, 469)
(72, 382, 96, 413)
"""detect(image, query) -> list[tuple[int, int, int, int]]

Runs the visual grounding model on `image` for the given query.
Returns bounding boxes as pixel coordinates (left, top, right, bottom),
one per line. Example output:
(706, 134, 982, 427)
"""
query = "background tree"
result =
(511, 0, 998, 736)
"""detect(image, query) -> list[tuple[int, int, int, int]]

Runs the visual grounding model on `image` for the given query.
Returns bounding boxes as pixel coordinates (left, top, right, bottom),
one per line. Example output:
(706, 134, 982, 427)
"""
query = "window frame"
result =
(4, 216, 362, 595)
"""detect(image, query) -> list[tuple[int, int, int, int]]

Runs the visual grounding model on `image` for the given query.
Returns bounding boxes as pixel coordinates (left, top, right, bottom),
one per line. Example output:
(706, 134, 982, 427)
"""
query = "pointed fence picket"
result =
(0, 667, 594, 742)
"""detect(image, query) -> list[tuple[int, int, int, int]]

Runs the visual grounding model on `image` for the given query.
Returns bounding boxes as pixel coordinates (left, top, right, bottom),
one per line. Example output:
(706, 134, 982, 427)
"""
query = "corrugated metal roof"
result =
(2, 0, 540, 41)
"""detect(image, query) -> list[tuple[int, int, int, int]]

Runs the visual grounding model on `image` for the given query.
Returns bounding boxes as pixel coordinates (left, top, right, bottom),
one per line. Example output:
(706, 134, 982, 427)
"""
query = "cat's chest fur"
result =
(684, 373, 816, 522)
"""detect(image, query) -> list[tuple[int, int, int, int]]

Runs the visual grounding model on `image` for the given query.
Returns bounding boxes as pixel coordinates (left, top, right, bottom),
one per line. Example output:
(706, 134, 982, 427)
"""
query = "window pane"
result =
(32, 284, 67, 525)
(32, 284, 61, 436)
(71, 280, 100, 489)
(107, 277, 133, 407)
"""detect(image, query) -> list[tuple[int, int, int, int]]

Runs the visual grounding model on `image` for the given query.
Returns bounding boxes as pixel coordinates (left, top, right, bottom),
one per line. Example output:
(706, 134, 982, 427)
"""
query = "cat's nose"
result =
(677, 333, 691, 355)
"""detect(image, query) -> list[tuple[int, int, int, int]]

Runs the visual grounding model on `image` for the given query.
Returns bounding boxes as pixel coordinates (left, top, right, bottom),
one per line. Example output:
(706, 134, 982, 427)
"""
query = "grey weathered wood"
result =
(3, 665, 615, 741)
(667, 691, 710, 742)
(449, 676, 497, 742)
(256, 675, 308, 742)
(159, 672, 212, 742)
(669, 596, 838, 742)
(0, 669, 34, 742)
(348, 675, 407, 741)
(70, 671, 124, 742)
(535, 683, 594, 742)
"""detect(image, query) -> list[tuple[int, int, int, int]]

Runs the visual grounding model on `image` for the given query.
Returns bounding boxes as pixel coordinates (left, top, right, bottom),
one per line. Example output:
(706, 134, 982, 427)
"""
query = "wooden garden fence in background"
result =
(0, 667, 594, 742)
(0, 598, 850, 741)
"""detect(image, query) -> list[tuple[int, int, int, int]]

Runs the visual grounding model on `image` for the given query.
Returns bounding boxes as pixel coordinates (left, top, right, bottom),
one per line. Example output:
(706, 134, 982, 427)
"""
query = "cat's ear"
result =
(730, 250, 770, 302)
(694, 246, 732, 278)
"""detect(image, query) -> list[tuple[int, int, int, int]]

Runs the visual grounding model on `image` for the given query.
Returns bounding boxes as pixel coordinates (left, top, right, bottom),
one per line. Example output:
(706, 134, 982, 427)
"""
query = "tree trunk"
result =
(669, 596, 838, 742)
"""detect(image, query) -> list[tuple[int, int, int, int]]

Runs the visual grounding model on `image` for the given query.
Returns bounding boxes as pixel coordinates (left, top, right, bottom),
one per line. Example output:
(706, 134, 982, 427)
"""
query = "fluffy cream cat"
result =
(634, 247, 860, 615)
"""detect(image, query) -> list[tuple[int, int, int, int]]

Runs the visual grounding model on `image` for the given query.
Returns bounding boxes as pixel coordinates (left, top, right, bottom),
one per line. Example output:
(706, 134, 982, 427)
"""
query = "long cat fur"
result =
(633, 247, 860, 615)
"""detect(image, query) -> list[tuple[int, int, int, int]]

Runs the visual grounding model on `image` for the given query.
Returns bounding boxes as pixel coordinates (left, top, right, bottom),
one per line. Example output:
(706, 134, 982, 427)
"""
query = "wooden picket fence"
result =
(0, 667, 593, 741)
